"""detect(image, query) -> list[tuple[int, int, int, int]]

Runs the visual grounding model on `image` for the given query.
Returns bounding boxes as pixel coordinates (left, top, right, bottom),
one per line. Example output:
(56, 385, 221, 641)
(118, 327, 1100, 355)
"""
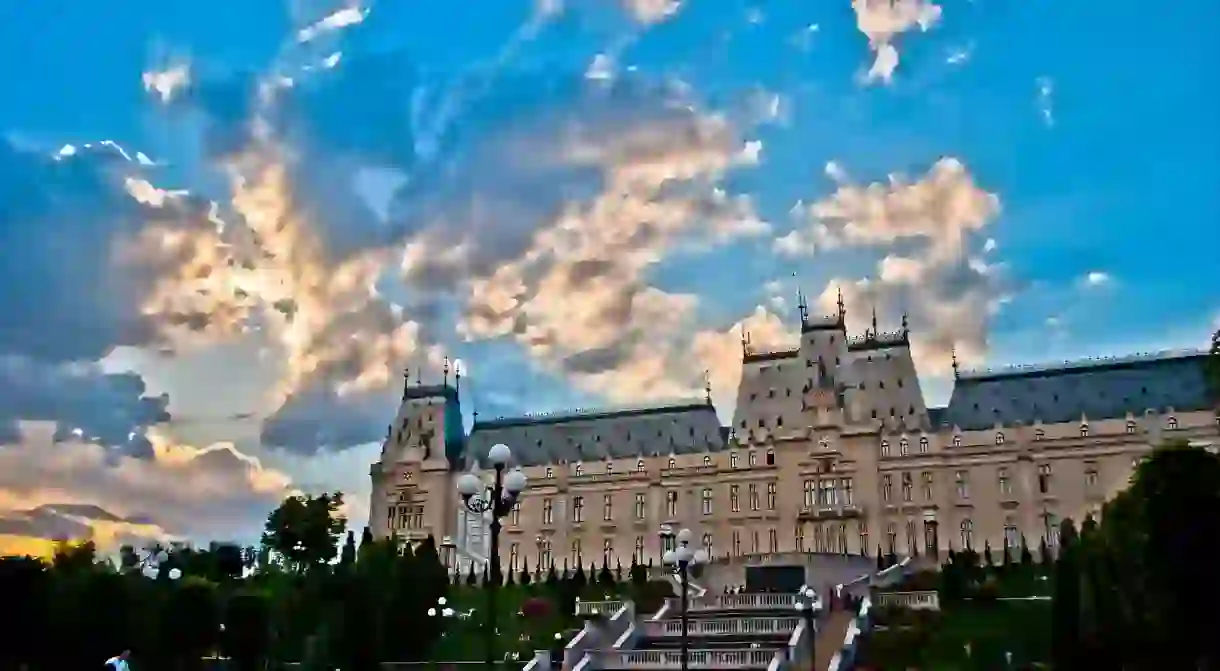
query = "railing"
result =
(604, 648, 782, 669)
(576, 599, 627, 616)
(682, 592, 800, 611)
(876, 590, 940, 611)
(566, 601, 634, 670)
(644, 616, 801, 637)
(868, 556, 912, 589)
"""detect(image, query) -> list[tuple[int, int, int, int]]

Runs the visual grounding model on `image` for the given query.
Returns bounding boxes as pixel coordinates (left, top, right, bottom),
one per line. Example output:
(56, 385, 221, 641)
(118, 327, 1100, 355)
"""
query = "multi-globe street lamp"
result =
(660, 527, 708, 671)
(795, 586, 822, 670)
(457, 443, 528, 671)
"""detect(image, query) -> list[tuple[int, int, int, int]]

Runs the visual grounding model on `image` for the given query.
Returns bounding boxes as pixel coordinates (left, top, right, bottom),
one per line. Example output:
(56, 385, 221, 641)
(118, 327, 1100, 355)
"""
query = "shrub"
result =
(631, 580, 674, 615)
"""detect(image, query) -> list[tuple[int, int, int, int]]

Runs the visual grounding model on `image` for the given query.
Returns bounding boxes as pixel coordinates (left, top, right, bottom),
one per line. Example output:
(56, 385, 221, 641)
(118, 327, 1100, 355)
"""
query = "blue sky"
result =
(0, 0, 1216, 547)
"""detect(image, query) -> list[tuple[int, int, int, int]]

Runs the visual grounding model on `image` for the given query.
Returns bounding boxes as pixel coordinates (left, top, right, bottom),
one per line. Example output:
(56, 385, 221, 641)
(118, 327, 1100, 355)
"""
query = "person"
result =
(104, 650, 130, 671)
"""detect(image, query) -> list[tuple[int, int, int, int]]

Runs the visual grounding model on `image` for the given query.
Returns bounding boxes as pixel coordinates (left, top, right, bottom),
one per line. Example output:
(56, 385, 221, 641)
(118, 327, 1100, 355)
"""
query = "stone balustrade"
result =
(676, 592, 800, 612)
(643, 616, 801, 637)
(604, 648, 781, 669)
(576, 599, 627, 616)
(876, 590, 940, 611)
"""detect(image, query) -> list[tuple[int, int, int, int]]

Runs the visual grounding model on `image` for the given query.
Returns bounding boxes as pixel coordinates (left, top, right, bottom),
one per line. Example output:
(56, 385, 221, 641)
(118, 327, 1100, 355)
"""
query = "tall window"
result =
(572, 496, 584, 523)
(955, 470, 970, 499)
(1003, 517, 1018, 549)
(731, 452, 739, 468)
(960, 519, 974, 550)
(882, 474, 893, 502)
(732, 531, 741, 556)
(634, 492, 646, 520)
(899, 438, 909, 456)
(886, 523, 897, 553)
(1084, 463, 1098, 492)
(748, 483, 759, 510)
(543, 498, 553, 525)
(730, 484, 741, 512)
(510, 543, 520, 571)
(919, 436, 929, 453)
(701, 488, 713, 515)
(571, 540, 582, 565)
(953, 435, 962, 447)
(998, 467, 1011, 496)
(605, 460, 613, 475)
(768, 528, 778, 553)
(749, 450, 757, 467)
(1038, 464, 1053, 494)
(1125, 420, 1137, 435)
(1079, 423, 1089, 437)
(814, 525, 824, 552)
(666, 490, 678, 517)
(803, 480, 816, 507)
(1042, 510, 1059, 547)
(603, 539, 613, 563)
(540, 539, 552, 569)
(668, 458, 676, 470)
(901, 472, 913, 502)
(574, 463, 583, 477)
(858, 521, 868, 553)
(603, 494, 613, 521)
(510, 502, 521, 526)
(842, 478, 854, 506)
(702, 533, 713, 556)
(906, 520, 917, 554)
(703, 455, 712, 467)
(921, 471, 933, 500)
(766, 482, 777, 509)
(880, 440, 891, 457)
(751, 531, 760, 554)
(826, 479, 838, 506)
(820, 480, 833, 506)
(796, 524, 805, 552)
(634, 536, 645, 561)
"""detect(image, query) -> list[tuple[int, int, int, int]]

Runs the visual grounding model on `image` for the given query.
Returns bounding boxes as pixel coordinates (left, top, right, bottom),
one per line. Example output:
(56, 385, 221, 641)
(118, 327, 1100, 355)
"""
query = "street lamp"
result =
(457, 443, 528, 671)
(795, 586, 821, 669)
(660, 527, 708, 671)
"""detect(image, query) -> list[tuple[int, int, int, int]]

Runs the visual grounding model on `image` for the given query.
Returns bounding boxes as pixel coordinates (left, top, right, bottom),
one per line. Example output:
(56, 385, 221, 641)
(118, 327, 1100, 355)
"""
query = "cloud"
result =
(1036, 76, 1055, 127)
(785, 158, 1005, 373)
(0, 424, 297, 553)
(851, 0, 943, 84)
(1081, 271, 1111, 288)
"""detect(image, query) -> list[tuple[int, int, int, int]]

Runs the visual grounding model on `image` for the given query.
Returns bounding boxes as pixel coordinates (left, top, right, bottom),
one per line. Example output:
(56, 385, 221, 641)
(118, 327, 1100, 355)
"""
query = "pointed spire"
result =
(454, 359, 462, 395)
(836, 287, 846, 324)
(951, 347, 960, 379)
(704, 370, 712, 405)
(402, 367, 411, 401)
(870, 305, 879, 338)
(740, 326, 751, 358)
(901, 312, 909, 336)
(796, 287, 809, 323)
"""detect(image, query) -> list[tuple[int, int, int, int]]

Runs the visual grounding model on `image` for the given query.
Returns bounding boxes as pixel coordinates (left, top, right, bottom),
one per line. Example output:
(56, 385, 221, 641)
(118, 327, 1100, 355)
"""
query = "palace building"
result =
(369, 299, 1218, 575)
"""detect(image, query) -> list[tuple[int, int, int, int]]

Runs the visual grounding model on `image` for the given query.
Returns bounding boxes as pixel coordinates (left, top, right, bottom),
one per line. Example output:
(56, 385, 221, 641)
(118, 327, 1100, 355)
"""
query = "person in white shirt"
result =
(104, 649, 131, 671)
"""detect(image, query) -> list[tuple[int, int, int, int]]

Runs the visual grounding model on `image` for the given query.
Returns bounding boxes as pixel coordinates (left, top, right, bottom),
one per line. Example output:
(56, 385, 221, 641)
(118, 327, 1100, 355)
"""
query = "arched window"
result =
(899, 438, 909, 456)
(995, 432, 1005, 445)
(952, 435, 962, 447)
(667, 458, 676, 470)
(1167, 416, 1179, 430)
(1079, 423, 1090, 437)
(702, 455, 712, 467)
(636, 459, 646, 473)
(880, 440, 891, 457)
(574, 462, 583, 476)
(1125, 420, 1137, 435)
(918, 436, 929, 453)
(605, 460, 613, 475)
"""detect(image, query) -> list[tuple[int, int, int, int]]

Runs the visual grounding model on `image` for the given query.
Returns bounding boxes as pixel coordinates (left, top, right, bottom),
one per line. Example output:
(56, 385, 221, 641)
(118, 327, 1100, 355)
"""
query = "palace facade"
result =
(369, 304, 1218, 574)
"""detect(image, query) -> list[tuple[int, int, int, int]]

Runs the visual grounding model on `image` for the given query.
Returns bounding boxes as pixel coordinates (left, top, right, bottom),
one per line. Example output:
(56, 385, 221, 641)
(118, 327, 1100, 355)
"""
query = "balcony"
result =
(797, 505, 864, 521)
(675, 592, 800, 613)
(875, 590, 940, 611)
(642, 616, 800, 638)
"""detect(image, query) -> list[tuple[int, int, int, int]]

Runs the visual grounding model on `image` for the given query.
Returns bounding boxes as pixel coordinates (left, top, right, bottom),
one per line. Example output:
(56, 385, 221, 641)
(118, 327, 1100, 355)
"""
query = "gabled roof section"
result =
(466, 399, 725, 467)
(942, 349, 1212, 431)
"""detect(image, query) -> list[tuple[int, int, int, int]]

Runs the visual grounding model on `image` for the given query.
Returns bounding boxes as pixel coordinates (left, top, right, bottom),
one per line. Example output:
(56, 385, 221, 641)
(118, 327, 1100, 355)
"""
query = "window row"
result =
(879, 462, 1101, 503)
(542, 450, 778, 479)
(524, 483, 782, 525)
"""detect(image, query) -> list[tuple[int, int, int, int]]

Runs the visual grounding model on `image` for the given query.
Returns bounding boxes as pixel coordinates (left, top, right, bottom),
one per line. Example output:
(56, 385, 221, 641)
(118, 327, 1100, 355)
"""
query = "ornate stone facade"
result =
(369, 311, 1218, 573)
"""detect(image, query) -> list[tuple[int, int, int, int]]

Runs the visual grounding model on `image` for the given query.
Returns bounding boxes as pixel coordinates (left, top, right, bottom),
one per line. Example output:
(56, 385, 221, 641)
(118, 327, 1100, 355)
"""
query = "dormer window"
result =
(668, 458, 676, 470)
(1125, 420, 1137, 435)
(748, 450, 757, 466)
(918, 436, 929, 453)
(765, 449, 775, 465)
(636, 459, 645, 473)
(1034, 428, 1045, 441)
(702, 455, 712, 467)
(880, 440, 891, 457)
(574, 463, 583, 476)
(899, 438, 909, 456)
(730, 452, 739, 468)
(605, 461, 613, 475)
(1079, 423, 1090, 437)
(953, 435, 962, 447)
(995, 432, 1005, 446)
(546, 467, 554, 479)
(1167, 416, 1179, 430)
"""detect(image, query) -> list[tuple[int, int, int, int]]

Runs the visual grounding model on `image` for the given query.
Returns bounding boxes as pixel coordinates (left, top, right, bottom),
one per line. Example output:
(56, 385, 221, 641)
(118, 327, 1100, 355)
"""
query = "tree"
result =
(572, 563, 588, 592)
(1038, 536, 1050, 564)
(629, 556, 647, 587)
(520, 557, 532, 586)
(481, 563, 489, 586)
(467, 562, 478, 586)
(875, 547, 884, 571)
(982, 540, 993, 567)
(615, 559, 623, 583)
(224, 589, 273, 671)
(339, 530, 357, 569)
(1019, 535, 1033, 566)
(1206, 327, 1220, 406)
(261, 492, 347, 572)
(161, 576, 221, 668)
(1051, 519, 1082, 669)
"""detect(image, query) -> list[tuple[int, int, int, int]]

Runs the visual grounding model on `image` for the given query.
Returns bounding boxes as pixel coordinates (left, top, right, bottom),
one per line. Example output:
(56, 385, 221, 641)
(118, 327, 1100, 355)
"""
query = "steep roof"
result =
(941, 349, 1212, 431)
(465, 399, 725, 467)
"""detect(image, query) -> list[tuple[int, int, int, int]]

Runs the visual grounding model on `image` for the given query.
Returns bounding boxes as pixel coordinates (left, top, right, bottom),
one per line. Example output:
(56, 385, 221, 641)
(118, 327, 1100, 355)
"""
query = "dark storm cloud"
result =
(0, 140, 178, 456)
(260, 385, 398, 453)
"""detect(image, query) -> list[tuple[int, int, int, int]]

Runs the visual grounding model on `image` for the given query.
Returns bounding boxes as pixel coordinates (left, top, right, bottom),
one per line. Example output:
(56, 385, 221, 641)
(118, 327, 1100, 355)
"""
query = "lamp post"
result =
(660, 527, 708, 671)
(457, 443, 528, 671)
(795, 586, 821, 670)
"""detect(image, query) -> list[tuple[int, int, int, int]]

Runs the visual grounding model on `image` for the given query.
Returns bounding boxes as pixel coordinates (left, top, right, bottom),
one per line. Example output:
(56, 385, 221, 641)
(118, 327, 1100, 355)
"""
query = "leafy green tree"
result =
(629, 556, 646, 587)
(1051, 519, 1082, 669)
(339, 530, 357, 569)
(261, 492, 347, 572)
(1019, 535, 1033, 566)
(0, 556, 51, 669)
(224, 589, 273, 671)
(161, 576, 221, 669)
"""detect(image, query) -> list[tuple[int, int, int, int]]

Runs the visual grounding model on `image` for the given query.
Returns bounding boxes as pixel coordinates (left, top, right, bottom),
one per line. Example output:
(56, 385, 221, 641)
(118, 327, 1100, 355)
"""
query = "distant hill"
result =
(0, 503, 174, 558)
